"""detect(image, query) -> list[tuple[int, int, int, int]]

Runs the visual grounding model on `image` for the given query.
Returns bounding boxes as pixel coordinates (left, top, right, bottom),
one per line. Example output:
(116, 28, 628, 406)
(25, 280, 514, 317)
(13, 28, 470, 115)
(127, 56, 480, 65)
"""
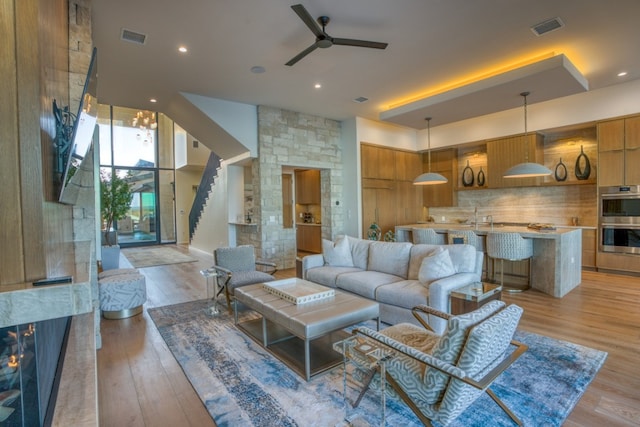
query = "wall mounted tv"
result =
(56, 47, 98, 204)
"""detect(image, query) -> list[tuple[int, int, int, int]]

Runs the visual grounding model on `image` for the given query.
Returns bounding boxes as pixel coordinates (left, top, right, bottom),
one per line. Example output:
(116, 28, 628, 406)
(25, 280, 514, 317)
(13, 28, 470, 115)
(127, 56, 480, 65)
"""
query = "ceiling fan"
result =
(285, 4, 388, 66)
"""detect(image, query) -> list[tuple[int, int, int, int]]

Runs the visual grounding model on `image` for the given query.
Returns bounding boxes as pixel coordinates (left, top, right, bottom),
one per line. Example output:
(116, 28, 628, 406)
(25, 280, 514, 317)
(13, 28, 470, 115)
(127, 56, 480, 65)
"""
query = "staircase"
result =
(189, 152, 222, 240)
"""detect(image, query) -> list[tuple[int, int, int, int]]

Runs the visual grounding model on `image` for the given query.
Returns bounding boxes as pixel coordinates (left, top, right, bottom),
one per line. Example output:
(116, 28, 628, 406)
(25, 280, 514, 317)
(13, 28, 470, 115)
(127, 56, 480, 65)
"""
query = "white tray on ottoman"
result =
(263, 278, 335, 304)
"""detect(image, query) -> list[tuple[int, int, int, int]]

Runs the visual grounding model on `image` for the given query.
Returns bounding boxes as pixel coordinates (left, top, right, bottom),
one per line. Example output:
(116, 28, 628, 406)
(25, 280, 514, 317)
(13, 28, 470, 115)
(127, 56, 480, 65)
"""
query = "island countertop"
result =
(395, 223, 582, 298)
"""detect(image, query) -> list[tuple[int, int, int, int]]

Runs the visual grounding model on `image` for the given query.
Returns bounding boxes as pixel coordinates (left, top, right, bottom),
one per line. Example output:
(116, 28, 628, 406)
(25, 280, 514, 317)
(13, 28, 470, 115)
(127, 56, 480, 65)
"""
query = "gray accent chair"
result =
(213, 245, 277, 314)
(346, 300, 527, 426)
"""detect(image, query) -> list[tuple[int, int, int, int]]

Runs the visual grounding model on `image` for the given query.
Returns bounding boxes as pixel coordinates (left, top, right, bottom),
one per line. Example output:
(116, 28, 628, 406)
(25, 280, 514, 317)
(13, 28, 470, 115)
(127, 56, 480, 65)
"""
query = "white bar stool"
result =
(486, 232, 533, 293)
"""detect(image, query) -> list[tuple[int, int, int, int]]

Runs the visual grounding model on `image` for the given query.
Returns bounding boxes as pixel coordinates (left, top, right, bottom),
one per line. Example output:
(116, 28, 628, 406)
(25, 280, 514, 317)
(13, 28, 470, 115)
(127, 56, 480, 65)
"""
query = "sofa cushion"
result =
(322, 237, 354, 267)
(305, 266, 362, 288)
(346, 236, 373, 270)
(418, 247, 456, 285)
(368, 241, 412, 278)
(336, 271, 404, 299)
(375, 279, 429, 310)
(445, 243, 477, 274)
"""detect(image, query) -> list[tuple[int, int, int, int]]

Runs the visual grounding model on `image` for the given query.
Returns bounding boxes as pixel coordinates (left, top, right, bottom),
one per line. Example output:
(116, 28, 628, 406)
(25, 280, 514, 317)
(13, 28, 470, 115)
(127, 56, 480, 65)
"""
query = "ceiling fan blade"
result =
(285, 43, 319, 66)
(332, 38, 388, 49)
(291, 4, 325, 38)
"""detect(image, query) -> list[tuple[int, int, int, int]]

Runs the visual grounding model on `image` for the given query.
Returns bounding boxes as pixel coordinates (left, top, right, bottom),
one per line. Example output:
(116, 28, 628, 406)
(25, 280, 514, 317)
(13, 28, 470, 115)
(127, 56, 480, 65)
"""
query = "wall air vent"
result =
(353, 96, 369, 103)
(121, 28, 147, 45)
(531, 17, 564, 36)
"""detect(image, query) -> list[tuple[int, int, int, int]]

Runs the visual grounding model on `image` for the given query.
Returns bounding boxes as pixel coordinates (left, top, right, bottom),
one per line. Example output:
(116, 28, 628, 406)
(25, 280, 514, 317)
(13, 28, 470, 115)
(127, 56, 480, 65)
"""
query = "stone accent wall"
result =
(250, 106, 343, 269)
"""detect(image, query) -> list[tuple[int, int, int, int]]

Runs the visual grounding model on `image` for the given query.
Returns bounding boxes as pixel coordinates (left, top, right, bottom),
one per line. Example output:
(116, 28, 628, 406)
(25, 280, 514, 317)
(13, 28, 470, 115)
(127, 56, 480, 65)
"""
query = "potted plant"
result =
(100, 171, 133, 270)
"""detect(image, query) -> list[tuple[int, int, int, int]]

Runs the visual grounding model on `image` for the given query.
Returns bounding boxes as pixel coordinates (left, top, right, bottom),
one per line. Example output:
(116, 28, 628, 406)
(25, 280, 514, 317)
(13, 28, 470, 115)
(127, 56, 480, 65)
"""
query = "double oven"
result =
(599, 185, 640, 254)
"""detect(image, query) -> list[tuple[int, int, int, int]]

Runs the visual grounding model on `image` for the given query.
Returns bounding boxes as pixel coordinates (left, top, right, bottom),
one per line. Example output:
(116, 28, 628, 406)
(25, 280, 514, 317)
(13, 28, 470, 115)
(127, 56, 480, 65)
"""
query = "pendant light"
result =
(414, 117, 448, 185)
(503, 91, 552, 178)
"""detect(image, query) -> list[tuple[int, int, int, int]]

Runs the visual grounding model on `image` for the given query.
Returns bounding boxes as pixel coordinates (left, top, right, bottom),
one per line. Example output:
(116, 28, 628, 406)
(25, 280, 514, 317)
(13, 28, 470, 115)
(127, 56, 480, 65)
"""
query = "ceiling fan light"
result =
(413, 172, 448, 185)
(503, 162, 552, 178)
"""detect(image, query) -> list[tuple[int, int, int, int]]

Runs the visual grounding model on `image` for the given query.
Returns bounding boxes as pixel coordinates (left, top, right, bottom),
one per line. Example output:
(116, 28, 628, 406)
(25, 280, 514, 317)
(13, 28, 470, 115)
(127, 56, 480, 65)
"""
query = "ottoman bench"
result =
(99, 272, 147, 319)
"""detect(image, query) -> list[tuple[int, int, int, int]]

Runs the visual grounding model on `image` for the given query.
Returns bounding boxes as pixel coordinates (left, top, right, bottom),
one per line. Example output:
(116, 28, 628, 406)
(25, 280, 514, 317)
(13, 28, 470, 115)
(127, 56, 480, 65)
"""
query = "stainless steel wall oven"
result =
(599, 185, 640, 254)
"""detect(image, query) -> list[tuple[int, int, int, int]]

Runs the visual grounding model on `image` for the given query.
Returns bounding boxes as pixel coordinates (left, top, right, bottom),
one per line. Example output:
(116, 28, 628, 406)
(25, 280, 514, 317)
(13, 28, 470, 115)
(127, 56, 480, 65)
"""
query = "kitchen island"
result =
(395, 223, 582, 298)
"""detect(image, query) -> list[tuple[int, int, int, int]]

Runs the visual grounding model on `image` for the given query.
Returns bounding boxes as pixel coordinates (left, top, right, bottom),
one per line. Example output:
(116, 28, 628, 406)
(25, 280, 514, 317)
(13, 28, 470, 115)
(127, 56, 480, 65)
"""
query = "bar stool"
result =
(412, 227, 442, 244)
(447, 229, 487, 280)
(486, 232, 533, 293)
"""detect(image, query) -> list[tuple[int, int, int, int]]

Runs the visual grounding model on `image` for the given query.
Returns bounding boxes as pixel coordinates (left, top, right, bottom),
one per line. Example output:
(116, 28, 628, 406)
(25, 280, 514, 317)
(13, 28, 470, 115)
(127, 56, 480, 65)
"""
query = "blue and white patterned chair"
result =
(351, 300, 527, 426)
(213, 245, 278, 314)
(412, 228, 443, 245)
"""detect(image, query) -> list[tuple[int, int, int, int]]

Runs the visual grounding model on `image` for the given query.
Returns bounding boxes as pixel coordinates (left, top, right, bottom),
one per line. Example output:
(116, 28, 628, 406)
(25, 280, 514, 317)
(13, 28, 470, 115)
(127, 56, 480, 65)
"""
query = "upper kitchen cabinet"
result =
(422, 148, 457, 207)
(598, 115, 640, 186)
(361, 144, 396, 180)
(394, 150, 422, 181)
(295, 169, 321, 205)
(487, 133, 544, 188)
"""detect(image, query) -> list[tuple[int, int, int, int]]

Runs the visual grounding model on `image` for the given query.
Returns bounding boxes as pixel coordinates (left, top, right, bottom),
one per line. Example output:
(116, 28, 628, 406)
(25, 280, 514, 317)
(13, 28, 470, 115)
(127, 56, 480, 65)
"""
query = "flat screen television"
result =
(57, 47, 98, 204)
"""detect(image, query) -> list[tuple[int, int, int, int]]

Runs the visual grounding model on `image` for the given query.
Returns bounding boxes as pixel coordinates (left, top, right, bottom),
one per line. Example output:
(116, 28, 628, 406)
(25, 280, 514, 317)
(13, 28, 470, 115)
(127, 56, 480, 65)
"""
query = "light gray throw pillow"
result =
(418, 247, 456, 285)
(322, 237, 354, 267)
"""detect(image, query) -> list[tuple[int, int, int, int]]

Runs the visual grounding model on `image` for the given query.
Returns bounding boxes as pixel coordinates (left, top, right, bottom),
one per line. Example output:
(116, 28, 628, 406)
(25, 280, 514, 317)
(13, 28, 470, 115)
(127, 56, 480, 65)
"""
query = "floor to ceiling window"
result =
(98, 105, 176, 246)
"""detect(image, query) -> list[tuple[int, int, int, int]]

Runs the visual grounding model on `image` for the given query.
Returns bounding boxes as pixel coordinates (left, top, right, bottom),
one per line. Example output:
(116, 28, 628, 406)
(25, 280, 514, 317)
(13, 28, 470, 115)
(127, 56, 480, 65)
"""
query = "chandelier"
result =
(132, 110, 157, 130)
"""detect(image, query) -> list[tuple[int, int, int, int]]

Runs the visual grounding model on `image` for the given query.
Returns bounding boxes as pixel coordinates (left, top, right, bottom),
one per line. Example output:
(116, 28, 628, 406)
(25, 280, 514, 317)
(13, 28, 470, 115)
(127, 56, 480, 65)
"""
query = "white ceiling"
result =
(92, 0, 640, 133)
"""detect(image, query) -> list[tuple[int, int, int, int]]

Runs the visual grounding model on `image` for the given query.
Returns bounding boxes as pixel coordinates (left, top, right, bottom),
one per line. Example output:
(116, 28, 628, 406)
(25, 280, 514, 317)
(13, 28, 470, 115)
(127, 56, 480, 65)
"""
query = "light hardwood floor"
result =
(98, 245, 640, 426)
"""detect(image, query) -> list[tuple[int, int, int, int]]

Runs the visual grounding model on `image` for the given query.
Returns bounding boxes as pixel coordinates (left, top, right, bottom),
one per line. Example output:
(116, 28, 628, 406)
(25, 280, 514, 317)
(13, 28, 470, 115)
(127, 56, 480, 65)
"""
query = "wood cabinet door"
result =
(487, 134, 542, 188)
(361, 144, 396, 180)
(362, 186, 396, 238)
(422, 170, 455, 207)
(396, 181, 423, 224)
(395, 151, 422, 181)
(295, 170, 320, 205)
(625, 147, 640, 184)
(598, 119, 625, 152)
(598, 151, 625, 186)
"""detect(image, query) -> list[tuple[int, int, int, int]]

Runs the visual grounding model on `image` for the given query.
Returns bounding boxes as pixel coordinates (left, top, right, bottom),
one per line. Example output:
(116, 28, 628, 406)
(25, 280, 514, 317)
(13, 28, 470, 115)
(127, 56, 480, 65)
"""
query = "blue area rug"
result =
(148, 299, 607, 427)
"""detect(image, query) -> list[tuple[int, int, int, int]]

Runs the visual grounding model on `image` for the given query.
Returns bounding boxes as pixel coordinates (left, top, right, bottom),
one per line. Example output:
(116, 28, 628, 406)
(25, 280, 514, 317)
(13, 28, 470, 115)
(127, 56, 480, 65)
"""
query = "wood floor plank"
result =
(97, 245, 640, 426)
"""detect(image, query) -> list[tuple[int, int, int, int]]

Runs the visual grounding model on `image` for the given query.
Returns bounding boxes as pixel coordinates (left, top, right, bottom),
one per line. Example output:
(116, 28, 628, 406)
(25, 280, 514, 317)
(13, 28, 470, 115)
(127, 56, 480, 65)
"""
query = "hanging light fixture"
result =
(414, 117, 448, 185)
(503, 91, 552, 178)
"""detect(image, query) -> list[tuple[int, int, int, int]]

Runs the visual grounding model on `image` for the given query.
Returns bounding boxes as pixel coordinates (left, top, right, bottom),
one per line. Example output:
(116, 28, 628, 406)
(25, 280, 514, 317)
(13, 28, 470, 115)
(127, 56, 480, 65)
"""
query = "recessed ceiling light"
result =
(178, 46, 188, 53)
(618, 71, 628, 77)
(314, 83, 322, 89)
(149, 98, 157, 103)
(250, 66, 266, 74)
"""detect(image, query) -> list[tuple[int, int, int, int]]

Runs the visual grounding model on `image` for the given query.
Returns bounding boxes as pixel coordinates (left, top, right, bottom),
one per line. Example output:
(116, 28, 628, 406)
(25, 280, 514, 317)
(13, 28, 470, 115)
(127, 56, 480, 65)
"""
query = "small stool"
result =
(99, 273, 147, 319)
(486, 232, 533, 293)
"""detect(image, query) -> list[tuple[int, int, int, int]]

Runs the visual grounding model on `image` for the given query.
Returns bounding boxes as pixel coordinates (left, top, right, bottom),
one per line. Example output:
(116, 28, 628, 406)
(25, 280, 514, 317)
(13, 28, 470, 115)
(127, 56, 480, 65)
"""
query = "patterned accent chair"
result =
(351, 300, 526, 426)
(213, 245, 278, 314)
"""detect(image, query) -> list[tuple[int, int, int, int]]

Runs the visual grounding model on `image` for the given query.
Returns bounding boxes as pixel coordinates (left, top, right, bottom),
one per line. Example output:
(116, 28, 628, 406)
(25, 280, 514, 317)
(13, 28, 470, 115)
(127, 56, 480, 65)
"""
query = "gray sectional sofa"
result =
(301, 236, 483, 334)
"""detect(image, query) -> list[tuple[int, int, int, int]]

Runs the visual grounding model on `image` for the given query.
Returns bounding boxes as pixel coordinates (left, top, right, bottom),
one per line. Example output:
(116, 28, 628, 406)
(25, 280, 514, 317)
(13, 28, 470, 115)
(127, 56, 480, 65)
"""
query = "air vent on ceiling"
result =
(353, 96, 369, 103)
(121, 28, 147, 45)
(531, 17, 564, 36)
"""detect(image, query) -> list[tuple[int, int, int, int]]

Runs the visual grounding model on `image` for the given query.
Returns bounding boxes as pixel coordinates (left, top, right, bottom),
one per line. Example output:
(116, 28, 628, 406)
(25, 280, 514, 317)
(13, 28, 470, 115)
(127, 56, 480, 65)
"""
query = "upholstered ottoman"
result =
(99, 273, 147, 319)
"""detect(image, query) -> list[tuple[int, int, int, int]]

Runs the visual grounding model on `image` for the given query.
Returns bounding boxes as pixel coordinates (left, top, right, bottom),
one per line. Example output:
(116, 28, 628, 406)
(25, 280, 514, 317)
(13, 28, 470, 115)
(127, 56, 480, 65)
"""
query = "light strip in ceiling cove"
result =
(379, 53, 588, 129)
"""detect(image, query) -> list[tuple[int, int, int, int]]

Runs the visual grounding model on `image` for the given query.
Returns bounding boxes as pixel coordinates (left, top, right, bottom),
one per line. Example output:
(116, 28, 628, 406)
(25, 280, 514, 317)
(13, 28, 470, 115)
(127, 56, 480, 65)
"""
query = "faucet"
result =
(474, 207, 478, 230)
(486, 215, 494, 230)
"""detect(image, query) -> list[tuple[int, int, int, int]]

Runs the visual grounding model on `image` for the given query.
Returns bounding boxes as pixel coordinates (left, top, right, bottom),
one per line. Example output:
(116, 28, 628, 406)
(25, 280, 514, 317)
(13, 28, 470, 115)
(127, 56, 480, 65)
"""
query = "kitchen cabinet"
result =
(487, 133, 544, 188)
(362, 179, 396, 237)
(582, 228, 596, 269)
(296, 224, 321, 253)
(361, 144, 396, 180)
(295, 169, 320, 205)
(598, 116, 640, 186)
(394, 150, 422, 182)
(423, 148, 456, 207)
(396, 181, 423, 224)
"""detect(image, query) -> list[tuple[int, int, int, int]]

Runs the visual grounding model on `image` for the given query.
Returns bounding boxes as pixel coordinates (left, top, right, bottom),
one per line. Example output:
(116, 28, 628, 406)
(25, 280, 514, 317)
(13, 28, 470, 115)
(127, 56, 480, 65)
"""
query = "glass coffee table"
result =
(450, 282, 502, 314)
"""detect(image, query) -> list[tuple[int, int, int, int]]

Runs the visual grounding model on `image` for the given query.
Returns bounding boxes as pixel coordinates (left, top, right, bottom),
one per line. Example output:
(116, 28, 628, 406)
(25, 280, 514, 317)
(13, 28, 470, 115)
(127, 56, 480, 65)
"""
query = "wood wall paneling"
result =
(0, 1, 27, 285)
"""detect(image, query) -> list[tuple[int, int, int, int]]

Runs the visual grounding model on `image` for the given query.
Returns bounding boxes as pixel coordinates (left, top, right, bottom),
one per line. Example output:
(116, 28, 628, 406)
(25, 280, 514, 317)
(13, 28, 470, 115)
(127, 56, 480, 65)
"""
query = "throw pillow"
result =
(322, 237, 354, 267)
(418, 247, 456, 284)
